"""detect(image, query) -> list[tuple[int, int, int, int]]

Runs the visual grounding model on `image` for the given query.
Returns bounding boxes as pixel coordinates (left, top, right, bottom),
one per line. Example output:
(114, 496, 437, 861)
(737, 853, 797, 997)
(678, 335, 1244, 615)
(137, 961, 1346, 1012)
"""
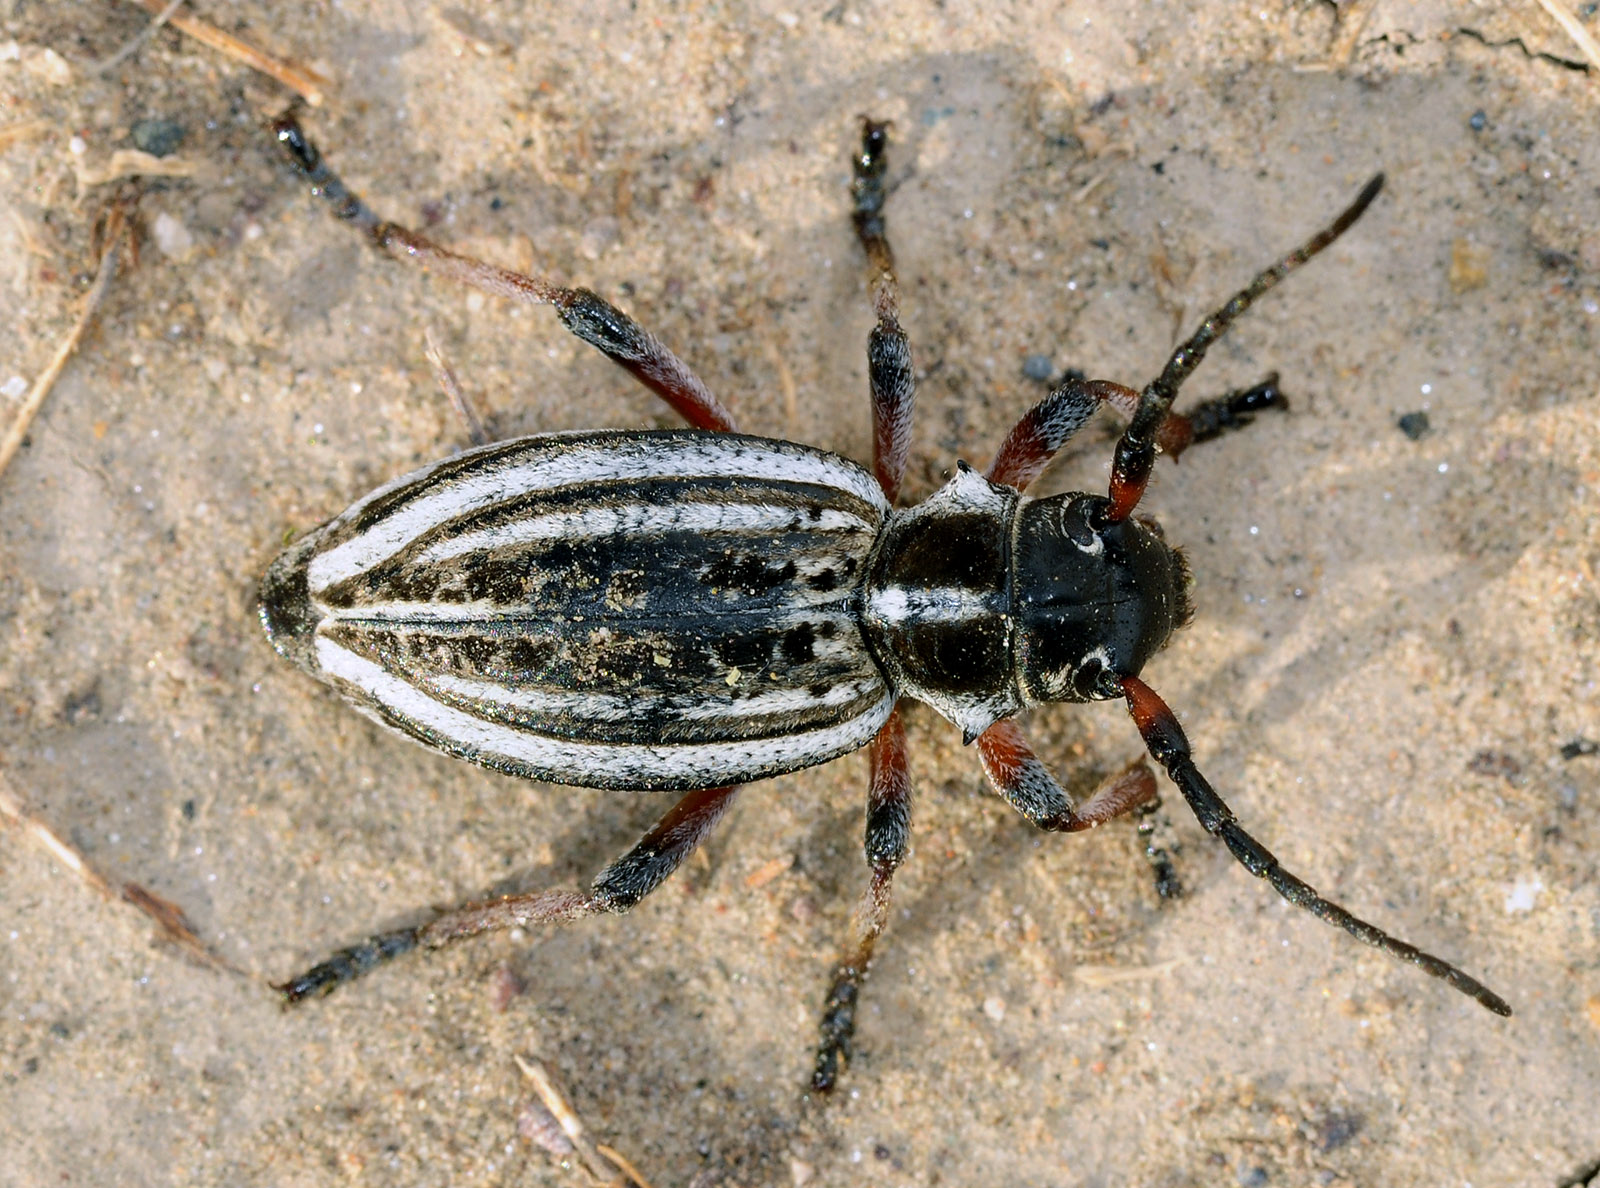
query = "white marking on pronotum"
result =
(308, 435, 888, 593)
(314, 636, 894, 784)
(867, 585, 1000, 624)
(413, 500, 871, 566)
(427, 671, 883, 724)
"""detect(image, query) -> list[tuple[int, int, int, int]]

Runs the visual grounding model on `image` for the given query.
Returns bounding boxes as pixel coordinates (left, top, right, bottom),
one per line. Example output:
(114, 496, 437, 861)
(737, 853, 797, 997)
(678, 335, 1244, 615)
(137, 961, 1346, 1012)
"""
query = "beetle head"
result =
(1012, 493, 1191, 704)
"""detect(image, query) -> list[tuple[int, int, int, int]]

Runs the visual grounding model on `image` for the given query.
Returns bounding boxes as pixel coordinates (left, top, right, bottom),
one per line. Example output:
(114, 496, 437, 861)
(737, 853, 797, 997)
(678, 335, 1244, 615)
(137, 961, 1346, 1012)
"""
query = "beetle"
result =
(260, 114, 1509, 1092)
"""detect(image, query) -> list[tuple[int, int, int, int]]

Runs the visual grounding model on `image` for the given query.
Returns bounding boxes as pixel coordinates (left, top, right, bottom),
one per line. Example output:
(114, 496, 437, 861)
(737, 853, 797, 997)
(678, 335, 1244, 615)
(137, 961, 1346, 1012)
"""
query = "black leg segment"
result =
(853, 119, 916, 504)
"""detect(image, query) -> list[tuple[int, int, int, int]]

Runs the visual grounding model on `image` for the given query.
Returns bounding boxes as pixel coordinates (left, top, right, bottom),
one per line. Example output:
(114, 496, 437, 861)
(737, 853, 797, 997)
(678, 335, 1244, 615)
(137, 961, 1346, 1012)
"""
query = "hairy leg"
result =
(277, 784, 740, 1002)
(273, 115, 736, 433)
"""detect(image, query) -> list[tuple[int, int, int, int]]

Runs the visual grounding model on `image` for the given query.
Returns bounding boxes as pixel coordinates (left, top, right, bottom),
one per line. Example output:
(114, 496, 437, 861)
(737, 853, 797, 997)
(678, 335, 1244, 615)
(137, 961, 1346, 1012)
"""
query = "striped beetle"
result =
(261, 116, 1509, 1092)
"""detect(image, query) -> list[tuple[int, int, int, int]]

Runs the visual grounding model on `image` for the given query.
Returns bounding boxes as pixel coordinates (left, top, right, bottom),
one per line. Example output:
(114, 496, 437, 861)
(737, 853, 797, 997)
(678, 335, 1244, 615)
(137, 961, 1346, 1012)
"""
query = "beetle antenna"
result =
(1101, 174, 1384, 524)
(1119, 675, 1511, 1017)
(1145, 174, 1382, 411)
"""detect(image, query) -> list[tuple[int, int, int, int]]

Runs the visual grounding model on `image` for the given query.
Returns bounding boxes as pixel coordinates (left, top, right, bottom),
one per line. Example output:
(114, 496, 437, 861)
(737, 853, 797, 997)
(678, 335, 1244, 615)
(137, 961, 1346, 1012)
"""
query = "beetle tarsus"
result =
(1136, 797, 1185, 899)
(811, 969, 859, 1094)
(276, 926, 420, 1003)
(811, 712, 910, 1092)
(1183, 373, 1287, 444)
(271, 114, 736, 432)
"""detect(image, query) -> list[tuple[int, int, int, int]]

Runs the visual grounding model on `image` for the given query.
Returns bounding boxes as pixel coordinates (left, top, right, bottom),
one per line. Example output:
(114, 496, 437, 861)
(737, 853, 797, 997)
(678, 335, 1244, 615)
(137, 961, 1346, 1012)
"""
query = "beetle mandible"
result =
(260, 115, 1509, 1092)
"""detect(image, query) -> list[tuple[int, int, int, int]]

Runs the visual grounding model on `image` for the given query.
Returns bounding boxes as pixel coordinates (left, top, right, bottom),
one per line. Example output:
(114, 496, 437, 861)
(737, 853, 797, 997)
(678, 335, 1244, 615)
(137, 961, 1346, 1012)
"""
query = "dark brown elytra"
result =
(265, 113, 1509, 1095)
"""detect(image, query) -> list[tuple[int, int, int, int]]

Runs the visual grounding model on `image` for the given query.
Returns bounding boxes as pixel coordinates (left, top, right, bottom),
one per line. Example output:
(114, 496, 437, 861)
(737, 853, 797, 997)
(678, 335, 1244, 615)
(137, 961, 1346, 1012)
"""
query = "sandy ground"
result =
(2, 2, 1598, 1185)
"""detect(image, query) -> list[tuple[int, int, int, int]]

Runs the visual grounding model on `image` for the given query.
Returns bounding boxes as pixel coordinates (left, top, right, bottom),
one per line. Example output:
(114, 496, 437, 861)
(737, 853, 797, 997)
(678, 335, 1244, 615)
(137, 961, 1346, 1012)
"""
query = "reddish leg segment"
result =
(273, 116, 737, 433)
(812, 708, 913, 1093)
(987, 379, 1145, 493)
(1119, 675, 1511, 1016)
(977, 719, 1158, 831)
(277, 784, 740, 1002)
(987, 373, 1288, 494)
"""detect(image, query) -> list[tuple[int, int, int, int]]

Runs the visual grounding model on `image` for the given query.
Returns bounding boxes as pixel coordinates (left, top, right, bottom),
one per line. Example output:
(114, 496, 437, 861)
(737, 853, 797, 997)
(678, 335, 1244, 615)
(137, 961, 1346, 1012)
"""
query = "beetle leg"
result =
(976, 720, 1175, 899)
(272, 116, 736, 433)
(1101, 174, 1384, 524)
(812, 708, 912, 1093)
(988, 371, 1290, 492)
(853, 118, 916, 505)
(1154, 373, 1286, 459)
(1119, 674, 1513, 1017)
(986, 378, 1138, 492)
(976, 719, 1159, 832)
(275, 784, 740, 1003)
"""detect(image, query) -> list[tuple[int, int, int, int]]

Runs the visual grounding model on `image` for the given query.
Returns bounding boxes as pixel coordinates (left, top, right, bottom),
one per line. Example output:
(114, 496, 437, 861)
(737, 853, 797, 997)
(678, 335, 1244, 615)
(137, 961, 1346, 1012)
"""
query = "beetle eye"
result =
(1074, 654, 1109, 699)
(1059, 496, 1101, 551)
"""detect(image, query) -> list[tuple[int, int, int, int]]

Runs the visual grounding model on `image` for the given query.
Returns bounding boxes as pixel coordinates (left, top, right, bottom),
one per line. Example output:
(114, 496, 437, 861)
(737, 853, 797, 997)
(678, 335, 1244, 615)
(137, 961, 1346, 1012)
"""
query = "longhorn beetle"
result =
(261, 114, 1510, 1092)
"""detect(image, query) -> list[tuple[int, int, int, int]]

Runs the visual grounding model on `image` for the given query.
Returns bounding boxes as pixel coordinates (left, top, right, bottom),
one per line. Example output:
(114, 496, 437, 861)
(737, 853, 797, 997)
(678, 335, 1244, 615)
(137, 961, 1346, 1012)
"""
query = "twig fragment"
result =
(424, 328, 490, 448)
(0, 120, 51, 152)
(1073, 956, 1189, 988)
(514, 1053, 656, 1187)
(91, 0, 188, 74)
(1328, 0, 1379, 65)
(75, 148, 202, 190)
(120, 0, 329, 105)
(0, 769, 235, 972)
(1530, 0, 1600, 72)
(595, 1144, 657, 1188)
(0, 197, 129, 481)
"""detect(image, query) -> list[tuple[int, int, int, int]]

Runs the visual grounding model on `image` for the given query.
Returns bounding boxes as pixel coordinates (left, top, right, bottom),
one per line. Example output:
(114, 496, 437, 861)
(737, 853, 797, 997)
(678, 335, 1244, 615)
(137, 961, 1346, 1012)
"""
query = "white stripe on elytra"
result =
(867, 585, 1001, 624)
(428, 671, 883, 724)
(308, 435, 888, 593)
(413, 500, 871, 565)
(313, 635, 893, 785)
(320, 600, 867, 636)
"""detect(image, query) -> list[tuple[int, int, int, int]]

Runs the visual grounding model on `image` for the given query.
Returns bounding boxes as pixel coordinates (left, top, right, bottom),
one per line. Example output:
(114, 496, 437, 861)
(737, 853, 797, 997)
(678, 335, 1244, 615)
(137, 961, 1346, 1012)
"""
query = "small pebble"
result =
(1396, 411, 1430, 440)
(1468, 109, 1487, 132)
(151, 212, 195, 260)
(1022, 353, 1054, 381)
(1504, 876, 1543, 914)
(1560, 737, 1597, 760)
(131, 118, 185, 157)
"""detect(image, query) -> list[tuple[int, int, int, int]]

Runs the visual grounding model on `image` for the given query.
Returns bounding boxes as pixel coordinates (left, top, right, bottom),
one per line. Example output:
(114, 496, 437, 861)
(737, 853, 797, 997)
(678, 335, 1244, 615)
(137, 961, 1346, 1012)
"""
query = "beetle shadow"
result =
(1168, 445, 1585, 750)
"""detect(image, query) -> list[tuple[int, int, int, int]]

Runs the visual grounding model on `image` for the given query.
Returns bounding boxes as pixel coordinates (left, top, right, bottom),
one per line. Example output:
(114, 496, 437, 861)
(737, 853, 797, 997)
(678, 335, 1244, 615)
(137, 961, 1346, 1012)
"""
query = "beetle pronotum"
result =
(261, 114, 1509, 1092)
